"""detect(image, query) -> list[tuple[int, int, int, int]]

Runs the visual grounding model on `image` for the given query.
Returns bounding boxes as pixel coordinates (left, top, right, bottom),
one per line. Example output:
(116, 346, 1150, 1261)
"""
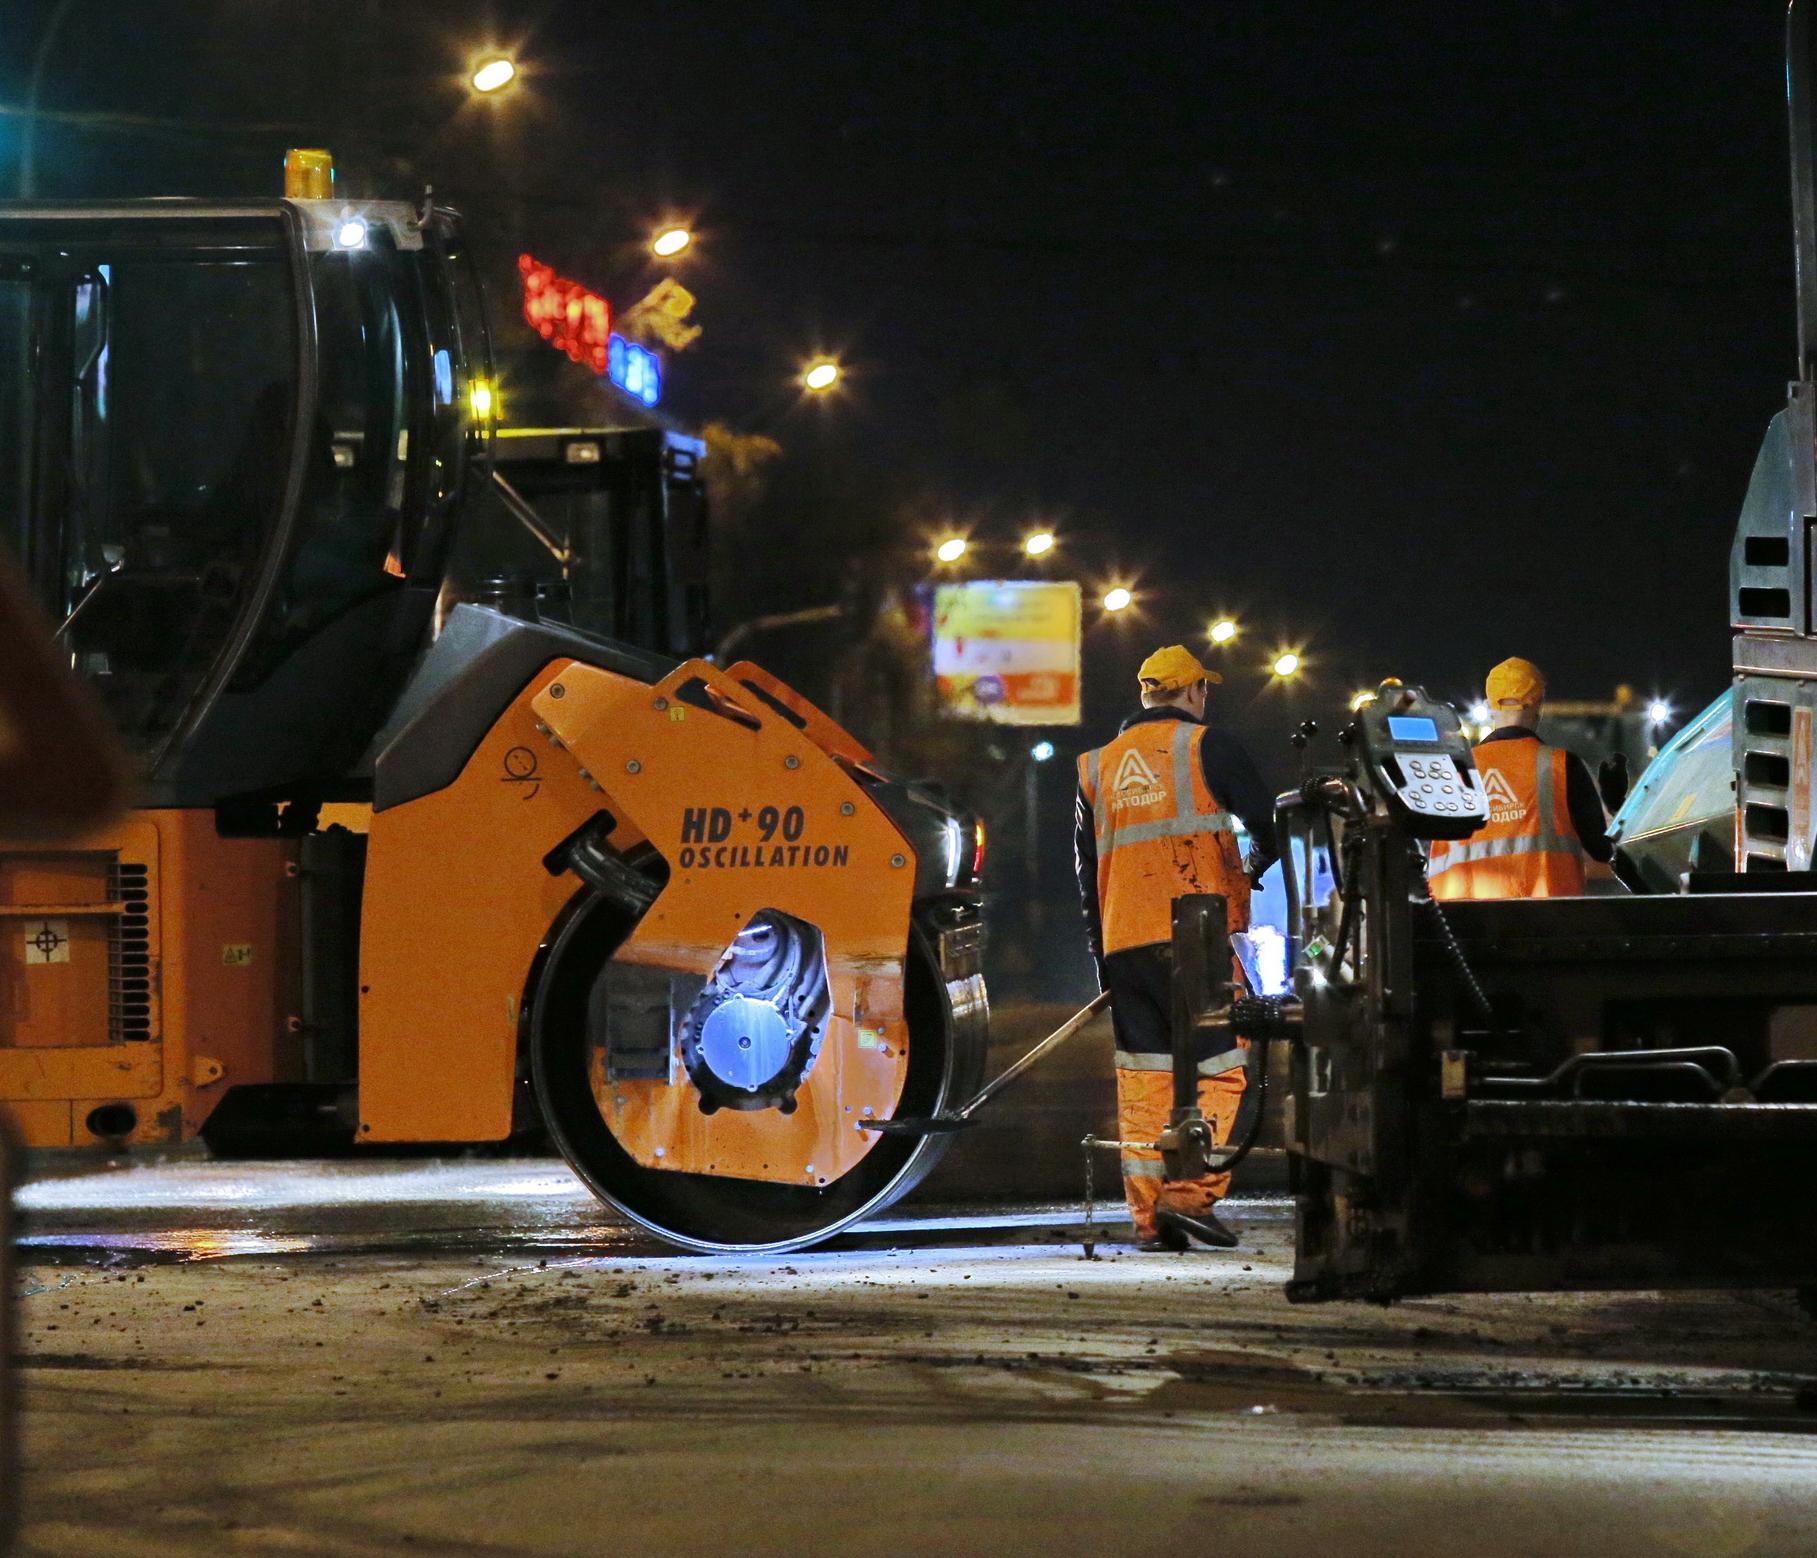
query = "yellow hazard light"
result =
(468, 380, 497, 421)
(284, 148, 334, 200)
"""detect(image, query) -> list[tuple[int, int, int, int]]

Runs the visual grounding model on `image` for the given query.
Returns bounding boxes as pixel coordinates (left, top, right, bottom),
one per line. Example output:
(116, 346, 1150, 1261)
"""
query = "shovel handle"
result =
(952, 989, 1112, 1121)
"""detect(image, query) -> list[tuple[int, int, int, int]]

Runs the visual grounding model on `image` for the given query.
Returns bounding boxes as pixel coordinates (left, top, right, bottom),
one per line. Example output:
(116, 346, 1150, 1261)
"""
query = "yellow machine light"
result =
(1024, 530, 1056, 557)
(652, 226, 693, 258)
(934, 537, 968, 564)
(1272, 651, 1302, 678)
(803, 358, 841, 392)
(1102, 586, 1134, 613)
(284, 148, 334, 200)
(471, 56, 517, 94)
(1349, 690, 1375, 712)
(1208, 618, 1238, 644)
(468, 380, 496, 421)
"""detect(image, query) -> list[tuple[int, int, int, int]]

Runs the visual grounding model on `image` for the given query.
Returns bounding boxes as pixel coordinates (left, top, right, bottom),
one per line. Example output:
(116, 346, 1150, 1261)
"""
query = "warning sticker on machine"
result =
(677, 806, 852, 870)
(24, 919, 69, 964)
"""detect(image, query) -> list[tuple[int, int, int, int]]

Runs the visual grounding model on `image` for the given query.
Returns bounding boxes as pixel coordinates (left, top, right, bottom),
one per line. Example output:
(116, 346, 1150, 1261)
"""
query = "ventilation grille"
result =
(108, 861, 152, 1042)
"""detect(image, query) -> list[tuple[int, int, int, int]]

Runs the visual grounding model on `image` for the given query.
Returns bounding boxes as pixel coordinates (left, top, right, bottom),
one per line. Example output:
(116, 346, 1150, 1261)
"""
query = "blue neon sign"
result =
(606, 333, 662, 407)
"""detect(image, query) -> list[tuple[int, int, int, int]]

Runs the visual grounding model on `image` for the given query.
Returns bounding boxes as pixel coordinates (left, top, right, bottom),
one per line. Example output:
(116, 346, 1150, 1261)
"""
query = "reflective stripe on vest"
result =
(1428, 740, 1587, 897)
(1094, 722, 1236, 851)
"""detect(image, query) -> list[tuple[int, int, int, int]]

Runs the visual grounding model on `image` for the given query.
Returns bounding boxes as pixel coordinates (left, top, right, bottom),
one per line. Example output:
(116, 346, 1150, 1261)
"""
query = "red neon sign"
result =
(519, 253, 612, 373)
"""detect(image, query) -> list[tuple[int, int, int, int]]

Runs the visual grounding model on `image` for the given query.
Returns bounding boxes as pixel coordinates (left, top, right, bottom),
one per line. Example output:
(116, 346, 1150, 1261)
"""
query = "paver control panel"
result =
(1354, 687, 1488, 840)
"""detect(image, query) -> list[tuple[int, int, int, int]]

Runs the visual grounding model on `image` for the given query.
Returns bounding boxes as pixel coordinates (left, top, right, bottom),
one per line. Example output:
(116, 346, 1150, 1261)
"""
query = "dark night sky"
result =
(3, 0, 1801, 744)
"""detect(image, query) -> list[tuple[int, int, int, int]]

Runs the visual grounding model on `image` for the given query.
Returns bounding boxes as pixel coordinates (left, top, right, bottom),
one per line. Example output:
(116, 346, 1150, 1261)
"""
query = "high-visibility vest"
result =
(1428, 736, 1588, 899)
(1078, 717, 1248, 954)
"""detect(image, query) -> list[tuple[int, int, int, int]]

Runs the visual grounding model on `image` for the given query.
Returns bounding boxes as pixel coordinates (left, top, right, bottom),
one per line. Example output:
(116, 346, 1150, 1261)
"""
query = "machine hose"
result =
(1207, 996, 1289, 1174)
(1414, 877, 1496, 1027)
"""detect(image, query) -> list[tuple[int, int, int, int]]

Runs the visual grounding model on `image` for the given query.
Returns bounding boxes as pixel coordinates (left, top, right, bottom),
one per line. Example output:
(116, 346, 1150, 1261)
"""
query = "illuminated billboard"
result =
(932, 580, 1082, 726)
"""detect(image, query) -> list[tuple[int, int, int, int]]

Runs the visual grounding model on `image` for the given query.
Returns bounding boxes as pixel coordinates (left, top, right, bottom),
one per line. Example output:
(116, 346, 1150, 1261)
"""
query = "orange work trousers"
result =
(1102, 942, 1248, 1241)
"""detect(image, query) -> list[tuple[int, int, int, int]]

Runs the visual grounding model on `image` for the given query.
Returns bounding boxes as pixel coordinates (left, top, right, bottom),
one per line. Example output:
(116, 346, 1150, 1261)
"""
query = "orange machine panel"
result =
(141, 812, 301, 1142)
(531, 659, 916, 1186)
(0, 817, 164, 1136)
(356, 663, 648, 1143)
(0, 811, 299, 1147)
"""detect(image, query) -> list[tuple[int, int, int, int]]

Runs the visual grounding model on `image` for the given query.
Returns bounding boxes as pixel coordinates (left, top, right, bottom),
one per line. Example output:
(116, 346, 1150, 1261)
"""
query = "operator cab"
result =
(0, 192, 491, 809)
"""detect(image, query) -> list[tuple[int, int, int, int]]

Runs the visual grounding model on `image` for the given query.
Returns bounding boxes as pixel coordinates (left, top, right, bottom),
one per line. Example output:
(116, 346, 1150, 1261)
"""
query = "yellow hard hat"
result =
(1138, 644, 1220, 691)
(1485, 656, 1546, 708)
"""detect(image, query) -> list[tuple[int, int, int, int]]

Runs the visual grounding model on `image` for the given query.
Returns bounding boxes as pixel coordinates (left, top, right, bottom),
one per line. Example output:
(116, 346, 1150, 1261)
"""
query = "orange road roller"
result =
(0, 186, 988, 1251)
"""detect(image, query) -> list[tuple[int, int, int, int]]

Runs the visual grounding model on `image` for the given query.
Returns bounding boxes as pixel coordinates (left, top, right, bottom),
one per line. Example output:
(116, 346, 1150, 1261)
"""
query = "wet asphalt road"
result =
(8, 1156, 1817, 1555)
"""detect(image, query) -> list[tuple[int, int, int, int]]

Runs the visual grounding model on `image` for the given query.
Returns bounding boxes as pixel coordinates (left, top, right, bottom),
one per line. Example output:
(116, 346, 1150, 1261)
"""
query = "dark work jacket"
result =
(1073, 707, 1280, 965)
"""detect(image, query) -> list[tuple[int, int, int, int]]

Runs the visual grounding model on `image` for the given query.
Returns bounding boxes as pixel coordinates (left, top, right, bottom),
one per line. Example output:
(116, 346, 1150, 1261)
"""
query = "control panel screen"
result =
(1386, 715, 1441, 743)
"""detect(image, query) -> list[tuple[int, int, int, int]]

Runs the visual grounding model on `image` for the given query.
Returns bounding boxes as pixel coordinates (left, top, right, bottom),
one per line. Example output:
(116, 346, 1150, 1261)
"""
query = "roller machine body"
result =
(0, 191, 987, 1251)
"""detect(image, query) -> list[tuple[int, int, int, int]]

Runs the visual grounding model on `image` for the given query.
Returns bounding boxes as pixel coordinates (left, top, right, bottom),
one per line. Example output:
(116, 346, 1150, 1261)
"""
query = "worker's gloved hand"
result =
(1598, 752, 1630, 812)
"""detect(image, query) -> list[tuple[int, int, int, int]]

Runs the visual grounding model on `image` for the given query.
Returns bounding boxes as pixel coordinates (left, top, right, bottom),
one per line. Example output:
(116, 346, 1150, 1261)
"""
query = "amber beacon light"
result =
(284, 148, 334, 199)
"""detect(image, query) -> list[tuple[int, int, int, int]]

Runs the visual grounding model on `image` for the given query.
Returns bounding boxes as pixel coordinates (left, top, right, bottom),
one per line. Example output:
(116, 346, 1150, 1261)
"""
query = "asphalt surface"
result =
(8, 1156, 1817, 1556)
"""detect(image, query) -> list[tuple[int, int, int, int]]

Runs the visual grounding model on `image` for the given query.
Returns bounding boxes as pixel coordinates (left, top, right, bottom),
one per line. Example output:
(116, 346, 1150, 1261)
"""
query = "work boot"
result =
(1156, 1206, 1239, 1250)
(1134, 1220, 1190, 1253)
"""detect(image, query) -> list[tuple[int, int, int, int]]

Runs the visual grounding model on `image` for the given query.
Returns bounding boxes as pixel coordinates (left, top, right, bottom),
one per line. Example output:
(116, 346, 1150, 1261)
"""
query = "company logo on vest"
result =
(1111, 747, 1166, 809)
(1483, 767, 1524, 823)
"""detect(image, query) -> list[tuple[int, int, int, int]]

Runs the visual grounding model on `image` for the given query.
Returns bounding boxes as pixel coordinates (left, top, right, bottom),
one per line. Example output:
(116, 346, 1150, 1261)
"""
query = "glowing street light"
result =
(1469, 700, 1491, 725)
(1102, 586, 1134, 613)
(1271, 651, 1302, 679)
(652, 226, 692, 258)
(470, 56, 517, 94)
(1646, 698, 1673, 726)
(802, 358, 842, 392)
(1208, 618, 1239, 645)
(1024, 530, 1056, 557)
(934, 537, 968, 564)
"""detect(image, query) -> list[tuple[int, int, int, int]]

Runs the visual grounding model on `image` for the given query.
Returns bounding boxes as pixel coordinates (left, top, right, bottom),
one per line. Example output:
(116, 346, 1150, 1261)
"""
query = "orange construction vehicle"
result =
(0, 159, 988, 1251)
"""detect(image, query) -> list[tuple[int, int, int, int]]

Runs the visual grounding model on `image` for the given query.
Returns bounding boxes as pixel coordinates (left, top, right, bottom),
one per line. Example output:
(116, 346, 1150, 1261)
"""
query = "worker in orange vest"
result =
(1428, 657, 1616, 898)
(1075, 645, 1278, 1251)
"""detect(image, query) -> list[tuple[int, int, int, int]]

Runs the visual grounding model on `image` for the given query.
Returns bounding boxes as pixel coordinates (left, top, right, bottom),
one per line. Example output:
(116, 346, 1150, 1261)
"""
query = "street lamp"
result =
(934, 537, 968, 565)
(802, 358, 842, 392)
(1271, 651, 1302, 679)
(1646, 698, 1673, 726)
(470, 55, 518, 94)
(1102, 586, 1134, 613)
(652, 226, 692, 258)
(1024, 530, 1056, 557)
(1208, 618, 1239, 645)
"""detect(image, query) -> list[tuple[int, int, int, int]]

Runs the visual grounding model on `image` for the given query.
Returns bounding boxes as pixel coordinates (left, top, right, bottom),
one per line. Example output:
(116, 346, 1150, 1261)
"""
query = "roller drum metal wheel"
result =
(530, 891, 986, 1254)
